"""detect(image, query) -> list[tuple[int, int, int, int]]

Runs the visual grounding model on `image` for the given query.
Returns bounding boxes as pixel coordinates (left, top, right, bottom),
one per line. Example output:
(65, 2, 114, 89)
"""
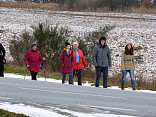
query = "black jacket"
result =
(0, 43, 5, 64)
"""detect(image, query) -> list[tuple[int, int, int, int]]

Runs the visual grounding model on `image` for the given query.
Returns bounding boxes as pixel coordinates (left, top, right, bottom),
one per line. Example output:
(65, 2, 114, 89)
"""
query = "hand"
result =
(109, 66, 111, 69)
(27, 64, 30, 68)
(85, 67, 89, 69)
(43, 57, 45, 61)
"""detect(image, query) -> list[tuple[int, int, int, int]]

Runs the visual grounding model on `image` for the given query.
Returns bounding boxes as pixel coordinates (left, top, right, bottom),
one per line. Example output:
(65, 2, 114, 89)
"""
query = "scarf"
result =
(73, 48, 79, 63)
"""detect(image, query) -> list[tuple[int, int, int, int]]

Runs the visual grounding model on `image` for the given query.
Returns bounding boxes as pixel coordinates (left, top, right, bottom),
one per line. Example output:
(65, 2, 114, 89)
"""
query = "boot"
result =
(132, 85, 136, 90)
(121, 84, 125, 90)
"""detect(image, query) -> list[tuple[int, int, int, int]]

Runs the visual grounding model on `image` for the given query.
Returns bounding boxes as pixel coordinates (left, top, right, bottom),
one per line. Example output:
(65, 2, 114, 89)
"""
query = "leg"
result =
(0, 71, 4, 77)
(95, 66, 102, 87)
(30, 71, 37, 80)
(121, 70, 127, 85)
(77, 69, 82, 85)
(69, 72, 73, 84)
(102, 67, 108, 88)
(129, 69, 135, 85)
(62, 73, 66, 84)
(129, 69, 136, 90)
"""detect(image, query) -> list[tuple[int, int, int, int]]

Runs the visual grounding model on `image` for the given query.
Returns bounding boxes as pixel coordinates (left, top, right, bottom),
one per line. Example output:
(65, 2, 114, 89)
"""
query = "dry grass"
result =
(0, 1, 156, 14)
(0, 1, 67, 10)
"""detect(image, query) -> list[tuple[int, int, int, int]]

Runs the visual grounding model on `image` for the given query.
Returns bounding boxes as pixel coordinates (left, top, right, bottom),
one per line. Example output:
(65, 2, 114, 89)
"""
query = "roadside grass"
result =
(4, 64, 156, 91)
(0, 109, 28, 117)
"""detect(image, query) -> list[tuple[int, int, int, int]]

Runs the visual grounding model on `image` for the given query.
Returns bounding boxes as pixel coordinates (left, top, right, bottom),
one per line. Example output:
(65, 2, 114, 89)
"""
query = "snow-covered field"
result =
(0, 7, 156, 80)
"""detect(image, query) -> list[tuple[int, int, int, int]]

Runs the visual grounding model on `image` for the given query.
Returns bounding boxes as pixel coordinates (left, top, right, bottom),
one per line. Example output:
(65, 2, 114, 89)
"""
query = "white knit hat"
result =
(73, 41, 79, 45)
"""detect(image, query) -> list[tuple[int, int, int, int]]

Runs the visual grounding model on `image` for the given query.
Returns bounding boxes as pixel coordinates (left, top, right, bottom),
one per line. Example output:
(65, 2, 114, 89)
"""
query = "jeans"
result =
(121, 69, 135, 85)
(95, 66, 108, 88)
(73, 69, 82, 85)
(30, 71, 38, 80)
(62, 72, 73, 84)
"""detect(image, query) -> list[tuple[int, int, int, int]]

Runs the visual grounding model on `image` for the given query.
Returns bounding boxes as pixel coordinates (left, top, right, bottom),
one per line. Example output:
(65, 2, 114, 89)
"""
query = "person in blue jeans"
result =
(121, 42, 136, 90)
(60, 42, 74, 84)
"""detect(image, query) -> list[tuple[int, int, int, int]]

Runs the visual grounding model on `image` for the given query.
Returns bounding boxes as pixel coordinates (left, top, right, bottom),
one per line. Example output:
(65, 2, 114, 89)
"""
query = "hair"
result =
(125, 43, 134, 55)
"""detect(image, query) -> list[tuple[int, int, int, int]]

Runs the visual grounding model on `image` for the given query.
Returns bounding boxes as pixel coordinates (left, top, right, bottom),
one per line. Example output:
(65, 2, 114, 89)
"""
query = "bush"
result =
(9, 22, 70, 72)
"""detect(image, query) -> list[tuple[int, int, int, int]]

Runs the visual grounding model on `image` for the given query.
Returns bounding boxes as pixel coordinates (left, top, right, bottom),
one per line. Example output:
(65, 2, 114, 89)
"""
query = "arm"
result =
(121, 51, 125, 71)
(92, 46, 98, 66)
(82, 52, 87, 68)
(0, 44, 5, 58)
(60, 51, 64, 67)
(133, 55, 135, 70)
(71, 53, 74, 66)
(39, 52, 43, 62)
(107, 47, 112, 67)
(24, 51, 29, 66)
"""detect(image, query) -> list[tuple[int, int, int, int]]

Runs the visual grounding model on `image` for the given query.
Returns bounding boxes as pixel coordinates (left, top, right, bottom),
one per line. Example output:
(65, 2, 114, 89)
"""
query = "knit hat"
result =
(65, 42, 71, 47)
(31, 42, 37, 48)
(73, 41, 79, 45)
(100, 37, 106, 41)
(126, 42, 132, 46)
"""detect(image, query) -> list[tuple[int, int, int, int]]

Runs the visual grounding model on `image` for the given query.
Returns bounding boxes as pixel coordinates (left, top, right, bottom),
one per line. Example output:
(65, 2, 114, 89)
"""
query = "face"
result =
(127, 44, 131, 50)
(66, 45, 71, 50)
(73, 44, 78, 49)
(101, 40, 105, 46)
(32, 46, 37, 50)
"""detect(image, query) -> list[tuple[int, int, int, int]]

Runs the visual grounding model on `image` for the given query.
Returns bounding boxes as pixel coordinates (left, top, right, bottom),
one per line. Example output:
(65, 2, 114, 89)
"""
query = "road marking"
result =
(74, 104, 135, 111)
(21, 87, 128, 100)
(0, 97, 12, 100)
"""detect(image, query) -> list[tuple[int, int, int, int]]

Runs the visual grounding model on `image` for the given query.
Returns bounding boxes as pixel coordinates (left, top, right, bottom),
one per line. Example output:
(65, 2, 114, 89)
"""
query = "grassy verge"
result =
(4, 64, 156, 91)
(0, 109, 28, 117)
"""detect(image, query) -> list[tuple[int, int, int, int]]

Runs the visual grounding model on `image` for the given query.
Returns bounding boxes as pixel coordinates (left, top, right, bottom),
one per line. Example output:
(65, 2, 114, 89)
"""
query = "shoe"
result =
(132, 85, 136, 90)
(121, 84, 125, 90)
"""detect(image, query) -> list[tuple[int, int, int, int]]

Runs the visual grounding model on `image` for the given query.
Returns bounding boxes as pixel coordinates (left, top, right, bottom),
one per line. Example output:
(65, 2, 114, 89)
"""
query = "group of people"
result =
(0, 36, 136, 90)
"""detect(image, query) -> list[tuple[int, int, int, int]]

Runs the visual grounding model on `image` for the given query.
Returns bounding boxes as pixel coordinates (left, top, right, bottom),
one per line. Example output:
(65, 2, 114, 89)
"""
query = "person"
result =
(121, 42, 136, 90)
(24, 42, 45, 80)
(60, 42, 74, 84)
(72, 41, 88, 86)
(92, 37, 111, 88)
(0, 43, 5, 77)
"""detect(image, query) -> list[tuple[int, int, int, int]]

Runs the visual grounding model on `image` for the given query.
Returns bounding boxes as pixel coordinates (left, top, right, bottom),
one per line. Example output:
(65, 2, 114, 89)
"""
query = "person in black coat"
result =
(0, 43, 5, 77)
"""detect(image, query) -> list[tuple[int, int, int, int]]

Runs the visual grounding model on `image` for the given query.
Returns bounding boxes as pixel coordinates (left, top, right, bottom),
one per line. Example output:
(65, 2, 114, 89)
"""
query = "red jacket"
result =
(60, 49, 74, 73)
(72, 48, 87, 70)
(24, 49, 43, 73)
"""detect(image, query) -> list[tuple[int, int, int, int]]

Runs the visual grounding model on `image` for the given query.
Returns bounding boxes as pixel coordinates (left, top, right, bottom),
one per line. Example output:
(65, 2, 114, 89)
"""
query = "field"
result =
(0, 7, 155, 81)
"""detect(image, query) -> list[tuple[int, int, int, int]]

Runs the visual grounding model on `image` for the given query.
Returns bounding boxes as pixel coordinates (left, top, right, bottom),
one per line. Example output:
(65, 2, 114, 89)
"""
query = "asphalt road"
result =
(0, 77, 156, 117)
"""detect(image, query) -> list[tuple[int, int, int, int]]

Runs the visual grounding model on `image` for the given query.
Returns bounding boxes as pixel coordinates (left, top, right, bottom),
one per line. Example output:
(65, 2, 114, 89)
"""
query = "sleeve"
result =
(82, 52, 87, 68)
(121, 51, 125, 71)
(71, 53, 74, 66)
(60, 51, 64, 67)
(107, 47, 112, 67)
(39, 52, 43, 62)
(92, 46, 98, 66)
(133, 55, 135, 70)
(24, 51, 29, 66)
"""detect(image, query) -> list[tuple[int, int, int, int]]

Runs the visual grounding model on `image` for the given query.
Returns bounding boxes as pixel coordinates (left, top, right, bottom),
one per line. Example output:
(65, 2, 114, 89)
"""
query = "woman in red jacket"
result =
(60, 42, 74, 84)
(72, 41, 87, 85)
(24, 42, 45, 80)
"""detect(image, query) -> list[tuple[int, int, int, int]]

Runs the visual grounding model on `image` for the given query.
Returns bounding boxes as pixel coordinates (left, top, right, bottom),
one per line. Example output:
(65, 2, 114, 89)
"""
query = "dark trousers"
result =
(0, 63, 4, 77)
(95, 66, 108, 88)
(30, 71, 38, 80)
(0, 71, 4, 77)
(73, 69, 82, 85)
